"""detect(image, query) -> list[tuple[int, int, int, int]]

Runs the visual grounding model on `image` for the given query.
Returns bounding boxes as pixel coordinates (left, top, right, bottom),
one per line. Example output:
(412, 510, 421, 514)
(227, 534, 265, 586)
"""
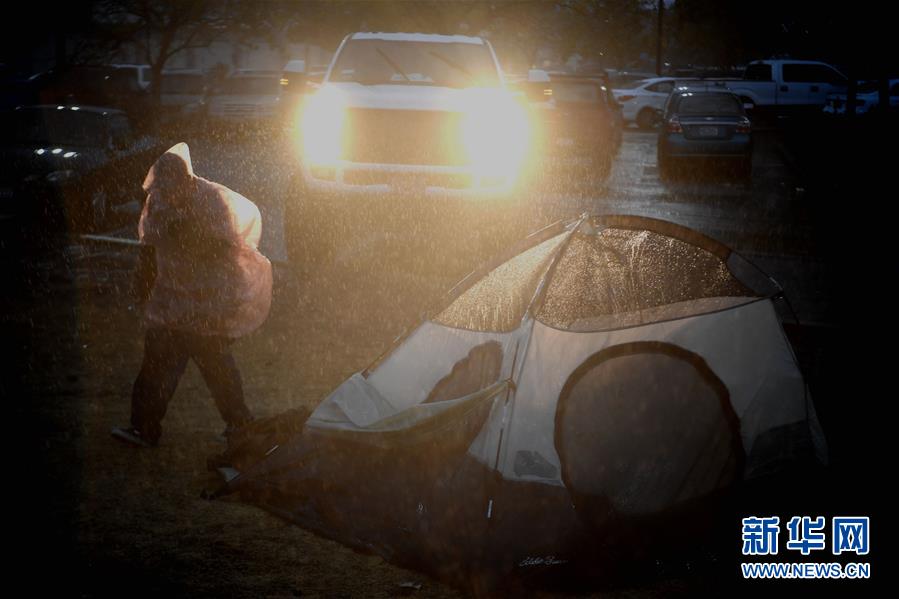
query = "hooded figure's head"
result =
(143, 142, 195, 201)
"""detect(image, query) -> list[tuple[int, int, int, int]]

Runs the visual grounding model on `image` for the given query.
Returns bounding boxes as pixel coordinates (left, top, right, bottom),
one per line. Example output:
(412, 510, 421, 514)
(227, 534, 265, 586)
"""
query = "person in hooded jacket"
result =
(112, 143, 272, 447)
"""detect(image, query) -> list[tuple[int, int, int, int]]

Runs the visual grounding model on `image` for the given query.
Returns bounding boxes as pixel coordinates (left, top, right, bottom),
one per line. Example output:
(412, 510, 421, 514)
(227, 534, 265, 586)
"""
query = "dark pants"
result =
(131, 327, 252, 443)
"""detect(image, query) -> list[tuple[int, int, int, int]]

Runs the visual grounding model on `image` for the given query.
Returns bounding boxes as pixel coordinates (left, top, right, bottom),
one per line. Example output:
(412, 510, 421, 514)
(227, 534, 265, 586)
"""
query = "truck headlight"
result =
(461, 90, 530, 181)
(300, 87, 345, 165)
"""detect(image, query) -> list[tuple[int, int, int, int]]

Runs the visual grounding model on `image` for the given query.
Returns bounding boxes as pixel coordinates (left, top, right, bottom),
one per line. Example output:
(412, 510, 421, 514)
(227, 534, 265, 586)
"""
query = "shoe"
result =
(111, 426, 156, 448)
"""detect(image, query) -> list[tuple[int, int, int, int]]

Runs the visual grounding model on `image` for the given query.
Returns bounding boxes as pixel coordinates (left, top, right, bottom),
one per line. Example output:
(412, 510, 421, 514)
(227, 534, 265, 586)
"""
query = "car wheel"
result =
(637, 108, 658, 130)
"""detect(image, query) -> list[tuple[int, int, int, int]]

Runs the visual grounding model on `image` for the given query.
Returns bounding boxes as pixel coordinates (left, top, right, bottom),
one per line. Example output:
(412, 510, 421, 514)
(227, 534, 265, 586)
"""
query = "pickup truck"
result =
(207, 69, 284, 126)
(286, 32, 529, 265)
(714, 59, 847, 111)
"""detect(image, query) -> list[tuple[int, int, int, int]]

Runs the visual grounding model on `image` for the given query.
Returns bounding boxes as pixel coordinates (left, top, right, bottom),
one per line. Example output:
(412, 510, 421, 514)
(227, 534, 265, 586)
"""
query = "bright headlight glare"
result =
(300, 87, 345, 165)
(461, 91, 530, 179)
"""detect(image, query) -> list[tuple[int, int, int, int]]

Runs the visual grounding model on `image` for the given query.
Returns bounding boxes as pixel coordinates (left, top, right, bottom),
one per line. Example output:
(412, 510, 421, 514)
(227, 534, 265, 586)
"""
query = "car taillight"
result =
(736, 117, 751, 134)
(666, 117, 682, 133)
(617, 94, 635, 102)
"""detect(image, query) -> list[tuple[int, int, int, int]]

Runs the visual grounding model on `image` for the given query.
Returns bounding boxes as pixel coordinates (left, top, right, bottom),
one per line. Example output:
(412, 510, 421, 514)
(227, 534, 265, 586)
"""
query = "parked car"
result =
(206, 70, 283, 126)
(0, 105, 164, 231)
(281, 59, 307, 93)
(158, 69, 209, 124)
(709, 59, 847, 112)
(657, 87, 753, 180)
(111, 63, 153, 90)
(31, 65, 152, 129)
(525, 69, 622, 175)
(612, 77, 691, 129)
(823, 79, 899, 115)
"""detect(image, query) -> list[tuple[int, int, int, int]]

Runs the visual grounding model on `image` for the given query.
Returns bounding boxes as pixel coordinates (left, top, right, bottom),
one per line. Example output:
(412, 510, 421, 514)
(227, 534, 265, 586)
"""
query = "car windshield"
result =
(162, 74, 206, 94)
(675, 93, 743, 115)
(552, 82, 601, 103)
(331, 39, 500, 88)
(217, 77, 280, 95)
(7, 107, 110, 147)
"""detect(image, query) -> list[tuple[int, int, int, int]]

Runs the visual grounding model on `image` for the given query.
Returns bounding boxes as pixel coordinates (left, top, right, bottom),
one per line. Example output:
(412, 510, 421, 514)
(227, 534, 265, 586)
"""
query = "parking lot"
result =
(4, 119, 865, 596)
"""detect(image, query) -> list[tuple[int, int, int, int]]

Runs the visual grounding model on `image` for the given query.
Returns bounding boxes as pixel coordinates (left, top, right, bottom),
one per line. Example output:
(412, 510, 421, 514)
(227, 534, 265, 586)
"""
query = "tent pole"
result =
(521, 213, 589, 322)
(486, 214, 588, 509)
(362, 219, 571, 378)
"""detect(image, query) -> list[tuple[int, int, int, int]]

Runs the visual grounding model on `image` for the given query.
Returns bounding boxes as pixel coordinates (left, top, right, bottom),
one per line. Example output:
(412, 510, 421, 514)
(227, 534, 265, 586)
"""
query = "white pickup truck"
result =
(716, 59, 847, 111)
(286, 32, 529, 264)
(296, 32, 526, 195)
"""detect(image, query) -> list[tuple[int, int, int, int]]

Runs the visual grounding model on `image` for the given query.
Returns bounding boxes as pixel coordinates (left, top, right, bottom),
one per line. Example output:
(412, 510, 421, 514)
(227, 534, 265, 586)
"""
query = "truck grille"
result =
(343, 108, 465, 166)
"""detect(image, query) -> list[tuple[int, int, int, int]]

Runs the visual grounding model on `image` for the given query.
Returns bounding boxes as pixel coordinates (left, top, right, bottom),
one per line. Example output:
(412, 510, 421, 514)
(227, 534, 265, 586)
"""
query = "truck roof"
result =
(350, 32, 485, 45)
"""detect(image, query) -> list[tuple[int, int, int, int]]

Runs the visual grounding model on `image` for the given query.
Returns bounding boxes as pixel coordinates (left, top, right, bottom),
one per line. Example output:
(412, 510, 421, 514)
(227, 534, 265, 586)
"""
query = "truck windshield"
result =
(331, 39, 500, 88)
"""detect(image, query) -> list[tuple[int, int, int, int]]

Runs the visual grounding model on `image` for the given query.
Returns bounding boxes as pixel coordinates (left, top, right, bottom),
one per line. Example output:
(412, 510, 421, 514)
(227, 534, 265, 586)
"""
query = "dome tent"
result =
(219, 214, 826, 587)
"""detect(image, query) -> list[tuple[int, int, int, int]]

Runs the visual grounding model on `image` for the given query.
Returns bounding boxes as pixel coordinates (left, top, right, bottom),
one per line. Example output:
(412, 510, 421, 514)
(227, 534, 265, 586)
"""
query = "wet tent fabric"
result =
(226, 215, 826, 584)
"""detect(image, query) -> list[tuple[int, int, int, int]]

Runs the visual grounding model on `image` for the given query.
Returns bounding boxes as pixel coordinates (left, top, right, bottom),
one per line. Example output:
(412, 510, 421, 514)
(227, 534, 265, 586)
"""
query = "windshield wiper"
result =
(375, 47, 411, 83)
(428, 51, 474, 83)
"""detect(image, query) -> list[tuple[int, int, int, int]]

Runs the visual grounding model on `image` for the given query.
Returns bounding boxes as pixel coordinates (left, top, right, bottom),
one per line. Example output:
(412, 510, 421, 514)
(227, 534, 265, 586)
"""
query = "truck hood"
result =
(325, 82, 504, 112)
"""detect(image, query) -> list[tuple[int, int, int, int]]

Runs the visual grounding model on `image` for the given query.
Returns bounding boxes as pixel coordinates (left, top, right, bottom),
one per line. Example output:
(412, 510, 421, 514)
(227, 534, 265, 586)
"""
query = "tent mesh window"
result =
(433, 232, 567, 332)
(538, 228, 758, 330)
(424, 341, 503, 403)
(555, 342, 743, 518)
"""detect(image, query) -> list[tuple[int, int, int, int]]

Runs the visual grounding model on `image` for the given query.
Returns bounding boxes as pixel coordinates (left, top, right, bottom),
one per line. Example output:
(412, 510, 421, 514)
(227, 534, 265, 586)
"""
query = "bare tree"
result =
(89, 0, 287, 100)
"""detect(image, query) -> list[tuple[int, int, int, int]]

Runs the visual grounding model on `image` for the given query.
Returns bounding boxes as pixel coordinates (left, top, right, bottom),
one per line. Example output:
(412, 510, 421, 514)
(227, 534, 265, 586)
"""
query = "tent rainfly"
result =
(221, 214, 827, 587)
